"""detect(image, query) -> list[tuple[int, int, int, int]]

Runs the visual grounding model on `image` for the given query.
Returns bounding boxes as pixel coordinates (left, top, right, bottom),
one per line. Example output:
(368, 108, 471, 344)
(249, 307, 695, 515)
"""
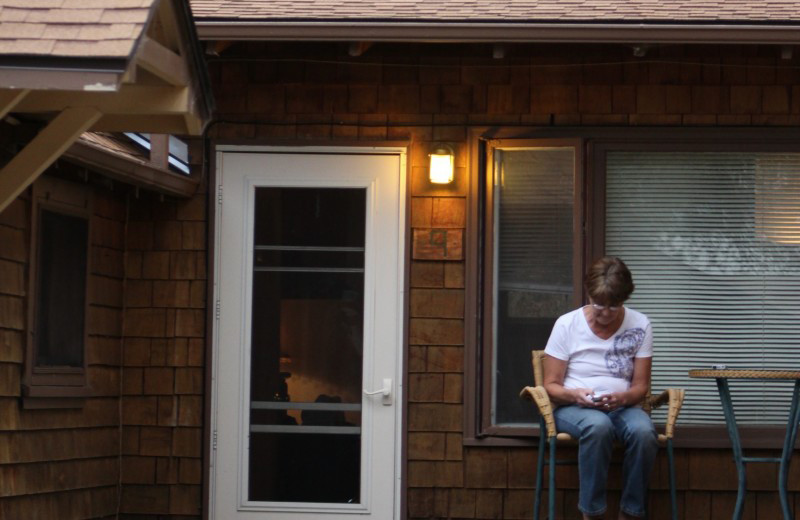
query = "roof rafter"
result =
(136, 35, 191, 87)
(0, 107, 102, 213)
(15, 86, 192, 116)
(0, 89, 29, 120)
(91, 114, 202, 134)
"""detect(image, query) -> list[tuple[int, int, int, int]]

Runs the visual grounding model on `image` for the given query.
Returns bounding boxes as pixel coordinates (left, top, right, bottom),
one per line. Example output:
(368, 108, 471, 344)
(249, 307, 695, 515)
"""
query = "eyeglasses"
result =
(591, 303, 621, 311)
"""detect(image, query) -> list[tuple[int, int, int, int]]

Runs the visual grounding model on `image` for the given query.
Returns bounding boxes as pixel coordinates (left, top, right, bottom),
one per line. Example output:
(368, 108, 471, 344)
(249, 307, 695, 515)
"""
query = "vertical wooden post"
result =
(149, 133, 170, 170)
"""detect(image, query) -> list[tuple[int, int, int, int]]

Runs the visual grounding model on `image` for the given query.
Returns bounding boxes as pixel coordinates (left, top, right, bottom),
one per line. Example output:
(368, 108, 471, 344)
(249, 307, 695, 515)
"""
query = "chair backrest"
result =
(531, 350, 653, 413)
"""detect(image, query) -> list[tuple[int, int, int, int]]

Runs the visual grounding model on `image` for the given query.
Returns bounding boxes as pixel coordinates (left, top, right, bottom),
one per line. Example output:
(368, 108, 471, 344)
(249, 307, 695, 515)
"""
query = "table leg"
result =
(777, 380, 800, 520)
(716, 377, 746, 520)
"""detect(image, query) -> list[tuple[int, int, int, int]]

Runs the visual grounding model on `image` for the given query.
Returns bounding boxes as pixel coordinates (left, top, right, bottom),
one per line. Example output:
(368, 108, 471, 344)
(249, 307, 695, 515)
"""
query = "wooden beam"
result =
(183, 111, 205, 136)
(0, 107, 102, 213)
(120, 64, 137, 85)
(0, 89, 29, 119)
(136, 35, 190, 86)
(15, 85, 191, 116)
(157, 0, 183, 52)
(92, 114, 195, 134)
(149, 133, 170, 169)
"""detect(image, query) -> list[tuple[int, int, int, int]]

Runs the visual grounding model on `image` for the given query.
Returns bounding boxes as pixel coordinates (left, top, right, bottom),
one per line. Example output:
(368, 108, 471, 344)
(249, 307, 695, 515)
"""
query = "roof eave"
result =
(0, 65, 126, 92)
(194, 20, 800, 45)
(64, 138, 199, 198)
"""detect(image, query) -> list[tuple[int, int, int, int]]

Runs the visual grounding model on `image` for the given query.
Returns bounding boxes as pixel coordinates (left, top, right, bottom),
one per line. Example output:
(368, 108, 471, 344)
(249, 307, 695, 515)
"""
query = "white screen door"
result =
(211, 147, 405, 519)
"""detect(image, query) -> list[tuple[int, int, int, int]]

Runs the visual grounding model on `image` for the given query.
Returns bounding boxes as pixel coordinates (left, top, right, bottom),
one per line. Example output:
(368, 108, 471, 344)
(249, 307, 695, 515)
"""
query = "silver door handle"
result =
(363, 378, 392, 405)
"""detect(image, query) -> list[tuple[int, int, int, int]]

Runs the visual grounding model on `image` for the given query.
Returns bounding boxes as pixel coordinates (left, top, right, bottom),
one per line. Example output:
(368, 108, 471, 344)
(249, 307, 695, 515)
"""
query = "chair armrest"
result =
(520, 385, 557, 438)
(648, 388, 686, 439)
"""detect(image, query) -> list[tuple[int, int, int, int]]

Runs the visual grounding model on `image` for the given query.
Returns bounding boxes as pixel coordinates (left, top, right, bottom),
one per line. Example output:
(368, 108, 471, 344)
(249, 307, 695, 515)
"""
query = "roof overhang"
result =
(195, 21, 800, 45)
(0, 58, 127, 91)
(0, 0, 214, 212)
(64, 134, 199, 198)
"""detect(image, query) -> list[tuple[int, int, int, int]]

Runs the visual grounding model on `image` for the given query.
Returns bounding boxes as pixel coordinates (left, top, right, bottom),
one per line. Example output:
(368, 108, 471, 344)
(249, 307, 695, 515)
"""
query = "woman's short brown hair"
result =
(584, 256, 635, 305)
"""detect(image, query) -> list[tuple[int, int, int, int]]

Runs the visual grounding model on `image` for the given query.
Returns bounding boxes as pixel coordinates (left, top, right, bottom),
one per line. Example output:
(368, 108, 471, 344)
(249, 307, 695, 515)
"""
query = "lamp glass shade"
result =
(429, 153, 454, 184)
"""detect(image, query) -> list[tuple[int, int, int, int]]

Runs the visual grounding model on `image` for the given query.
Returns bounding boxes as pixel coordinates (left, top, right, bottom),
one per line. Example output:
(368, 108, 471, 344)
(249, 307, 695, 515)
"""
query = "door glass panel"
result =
(248, 187, 366, 504)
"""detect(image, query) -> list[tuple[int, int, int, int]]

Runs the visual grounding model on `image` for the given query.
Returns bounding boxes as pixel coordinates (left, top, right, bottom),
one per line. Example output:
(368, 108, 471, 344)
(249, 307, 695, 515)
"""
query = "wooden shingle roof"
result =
(190, 0, 800, 23)
(0, 0, 154, 59)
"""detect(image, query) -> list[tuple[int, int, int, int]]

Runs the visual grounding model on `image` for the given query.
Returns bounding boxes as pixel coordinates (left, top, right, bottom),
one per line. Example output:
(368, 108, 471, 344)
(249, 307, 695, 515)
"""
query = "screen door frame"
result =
(209, 145, 407, 519)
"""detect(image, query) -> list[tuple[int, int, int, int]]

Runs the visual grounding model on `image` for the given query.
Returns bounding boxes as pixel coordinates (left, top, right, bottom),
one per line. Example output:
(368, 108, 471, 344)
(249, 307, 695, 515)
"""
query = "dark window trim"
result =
(465, 126, 800, 449)
(462, 425, 800, 450)
(23, 177, 92, 404)
(478, 138, 585, 436)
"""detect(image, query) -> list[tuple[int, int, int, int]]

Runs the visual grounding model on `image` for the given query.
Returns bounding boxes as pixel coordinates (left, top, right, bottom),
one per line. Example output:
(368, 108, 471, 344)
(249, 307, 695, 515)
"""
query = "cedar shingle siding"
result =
(0, 167, 207, 518)
(119, 189, 207, 517)
(3, 1, 800, 515)
(0, 175, 125, 519)
(207, 41, 800, 520)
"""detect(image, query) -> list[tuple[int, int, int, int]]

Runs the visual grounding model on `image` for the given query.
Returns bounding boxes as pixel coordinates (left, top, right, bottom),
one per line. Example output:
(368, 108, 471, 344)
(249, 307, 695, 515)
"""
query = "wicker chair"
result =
(520, 350, 685, 520)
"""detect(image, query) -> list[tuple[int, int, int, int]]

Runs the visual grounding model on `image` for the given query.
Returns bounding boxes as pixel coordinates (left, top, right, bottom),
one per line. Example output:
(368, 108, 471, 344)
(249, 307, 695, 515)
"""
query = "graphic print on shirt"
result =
(604, 328, 646, 381)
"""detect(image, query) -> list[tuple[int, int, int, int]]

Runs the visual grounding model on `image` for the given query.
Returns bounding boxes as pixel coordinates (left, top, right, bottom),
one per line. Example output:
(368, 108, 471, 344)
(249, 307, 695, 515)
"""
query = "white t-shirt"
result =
(544, 306, 653, 395)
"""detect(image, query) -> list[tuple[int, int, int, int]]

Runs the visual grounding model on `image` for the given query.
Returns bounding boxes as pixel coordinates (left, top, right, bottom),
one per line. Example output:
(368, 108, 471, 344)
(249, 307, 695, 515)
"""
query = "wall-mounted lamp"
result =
(429, 144, 455, 184)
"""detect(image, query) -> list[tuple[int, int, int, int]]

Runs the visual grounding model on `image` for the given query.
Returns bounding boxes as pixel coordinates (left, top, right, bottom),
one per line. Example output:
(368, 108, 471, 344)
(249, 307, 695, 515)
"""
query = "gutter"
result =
(194, 21, 800, 45)
(0, 68, 123, 91)
(0, 57, 128, 91)
(175, 0, 216, 126)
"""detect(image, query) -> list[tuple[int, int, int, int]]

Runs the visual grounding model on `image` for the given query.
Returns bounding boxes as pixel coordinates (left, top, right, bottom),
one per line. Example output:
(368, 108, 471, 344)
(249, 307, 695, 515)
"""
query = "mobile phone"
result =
(592, 395, 604, 402)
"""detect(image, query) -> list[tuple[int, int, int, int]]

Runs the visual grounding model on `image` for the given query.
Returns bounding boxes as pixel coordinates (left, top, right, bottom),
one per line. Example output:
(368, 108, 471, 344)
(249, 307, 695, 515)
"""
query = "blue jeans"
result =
(553, 405, 658, 518)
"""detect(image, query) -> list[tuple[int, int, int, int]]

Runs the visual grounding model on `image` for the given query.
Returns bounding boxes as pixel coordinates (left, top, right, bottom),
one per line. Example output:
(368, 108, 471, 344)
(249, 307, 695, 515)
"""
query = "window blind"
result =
(606, 151, 800, 425)
(495, 148, 574, 293)
(492, 147, 575, 425)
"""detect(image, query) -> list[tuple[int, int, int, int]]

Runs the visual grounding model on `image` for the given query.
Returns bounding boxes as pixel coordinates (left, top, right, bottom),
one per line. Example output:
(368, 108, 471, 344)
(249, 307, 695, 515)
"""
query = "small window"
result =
(24, 177, 91, 403)
(34, 209, 88, 367)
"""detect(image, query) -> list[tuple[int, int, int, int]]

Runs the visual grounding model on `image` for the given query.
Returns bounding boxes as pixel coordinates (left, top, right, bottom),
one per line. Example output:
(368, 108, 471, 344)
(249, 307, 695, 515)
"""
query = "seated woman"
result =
(543, 256, 658, 520)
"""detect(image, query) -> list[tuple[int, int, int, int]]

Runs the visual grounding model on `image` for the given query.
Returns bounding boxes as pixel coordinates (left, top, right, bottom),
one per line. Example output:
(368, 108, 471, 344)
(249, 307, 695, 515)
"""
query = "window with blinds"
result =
(491, 147, 576, 426)
(606, 151, 800, 425)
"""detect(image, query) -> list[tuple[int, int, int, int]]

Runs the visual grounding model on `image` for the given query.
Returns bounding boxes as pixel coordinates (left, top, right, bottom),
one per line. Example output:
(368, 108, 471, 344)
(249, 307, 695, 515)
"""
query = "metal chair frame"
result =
(521, 350, 685, 520)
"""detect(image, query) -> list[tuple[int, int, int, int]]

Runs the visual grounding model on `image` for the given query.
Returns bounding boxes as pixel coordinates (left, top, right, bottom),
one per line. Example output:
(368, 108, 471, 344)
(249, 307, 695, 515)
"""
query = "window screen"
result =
(35, 208, 89, 368)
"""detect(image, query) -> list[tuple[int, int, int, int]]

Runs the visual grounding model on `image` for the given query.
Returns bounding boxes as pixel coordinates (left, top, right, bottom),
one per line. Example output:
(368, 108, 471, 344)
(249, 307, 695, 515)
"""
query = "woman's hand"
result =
(593, 392, 627, 411)
(592, 358, 654, 411)
(570, 388, 597, 407)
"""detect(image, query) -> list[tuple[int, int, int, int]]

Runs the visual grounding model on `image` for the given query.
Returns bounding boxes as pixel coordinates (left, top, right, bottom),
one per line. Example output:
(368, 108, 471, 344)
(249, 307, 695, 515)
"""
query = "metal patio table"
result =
(688, 369, 800, 520)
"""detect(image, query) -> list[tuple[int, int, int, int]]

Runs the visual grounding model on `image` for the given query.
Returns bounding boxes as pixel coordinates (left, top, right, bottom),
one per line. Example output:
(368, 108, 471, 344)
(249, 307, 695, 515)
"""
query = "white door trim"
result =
(209, 145, 406, 519)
